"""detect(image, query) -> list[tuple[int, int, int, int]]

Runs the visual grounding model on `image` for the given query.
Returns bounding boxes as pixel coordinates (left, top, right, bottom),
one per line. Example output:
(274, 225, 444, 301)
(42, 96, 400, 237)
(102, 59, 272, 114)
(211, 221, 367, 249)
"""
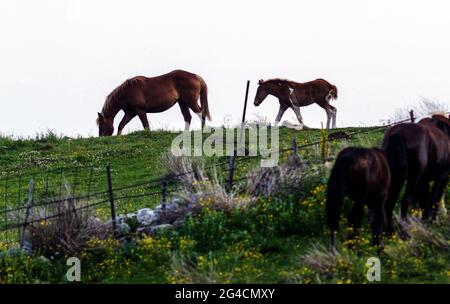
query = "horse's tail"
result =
(330, 85, 338, 100)
(199, 76, 211, 121)
(326, 153, 350, 233)
(383, 133, 408, 184)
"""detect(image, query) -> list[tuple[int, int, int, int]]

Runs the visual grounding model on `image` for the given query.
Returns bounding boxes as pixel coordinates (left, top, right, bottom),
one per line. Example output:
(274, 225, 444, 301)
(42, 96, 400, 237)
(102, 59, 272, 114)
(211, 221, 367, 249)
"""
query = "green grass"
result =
(0, 127, 384, 211)
(1, 126, 448, 284)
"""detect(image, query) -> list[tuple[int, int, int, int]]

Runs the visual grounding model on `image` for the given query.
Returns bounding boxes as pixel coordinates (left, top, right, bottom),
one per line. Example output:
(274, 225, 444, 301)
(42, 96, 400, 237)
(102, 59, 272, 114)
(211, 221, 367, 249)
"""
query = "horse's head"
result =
(254, 79, 285, 106)
(97, 112, 114, 136)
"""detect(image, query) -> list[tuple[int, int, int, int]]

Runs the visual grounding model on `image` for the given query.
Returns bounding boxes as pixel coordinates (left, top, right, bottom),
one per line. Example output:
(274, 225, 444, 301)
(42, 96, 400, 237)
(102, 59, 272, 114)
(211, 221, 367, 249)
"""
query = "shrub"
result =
(0, 251, 59, 284)
(246, 153, 307, 197)
(20, 198, 111, 257)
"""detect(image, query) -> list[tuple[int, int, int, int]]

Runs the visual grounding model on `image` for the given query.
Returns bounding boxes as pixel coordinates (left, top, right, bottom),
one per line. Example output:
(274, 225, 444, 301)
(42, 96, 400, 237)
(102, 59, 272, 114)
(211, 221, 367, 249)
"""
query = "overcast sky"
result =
(1, 0, 449, 137)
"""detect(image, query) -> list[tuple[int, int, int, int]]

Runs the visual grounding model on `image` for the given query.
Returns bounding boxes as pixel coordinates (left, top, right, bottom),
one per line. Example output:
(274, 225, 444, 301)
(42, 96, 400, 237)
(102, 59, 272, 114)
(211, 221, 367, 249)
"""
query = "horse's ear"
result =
(97, 112, 104, 126)
(258, 79, 264, 85)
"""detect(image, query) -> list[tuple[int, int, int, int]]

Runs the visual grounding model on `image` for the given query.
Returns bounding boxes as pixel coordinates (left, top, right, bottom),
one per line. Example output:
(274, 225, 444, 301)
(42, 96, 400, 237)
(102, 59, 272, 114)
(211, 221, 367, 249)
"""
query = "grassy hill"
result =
(0, 126, 382, 213)
(0, 126, 449, 284)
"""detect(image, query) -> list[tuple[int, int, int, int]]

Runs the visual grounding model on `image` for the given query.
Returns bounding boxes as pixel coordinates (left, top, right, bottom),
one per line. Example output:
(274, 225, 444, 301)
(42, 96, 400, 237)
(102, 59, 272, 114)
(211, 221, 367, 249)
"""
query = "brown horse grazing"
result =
(416, 115, 450, 220)
(253, 78, 338, 129)
(326, 147, 390, 251)
(96, 70, 211, 136)
(382, 123, 429, 232)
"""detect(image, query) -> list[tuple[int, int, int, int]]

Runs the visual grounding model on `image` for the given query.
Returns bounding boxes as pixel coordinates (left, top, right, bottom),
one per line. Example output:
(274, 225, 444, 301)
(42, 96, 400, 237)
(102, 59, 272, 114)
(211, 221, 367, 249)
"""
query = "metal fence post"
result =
(106, 166, 117, 236)
(20, 179, 34, 248)
(228, 80, 250, 191)
(409, 110, 415, 123)
(161, 176, 168, 209)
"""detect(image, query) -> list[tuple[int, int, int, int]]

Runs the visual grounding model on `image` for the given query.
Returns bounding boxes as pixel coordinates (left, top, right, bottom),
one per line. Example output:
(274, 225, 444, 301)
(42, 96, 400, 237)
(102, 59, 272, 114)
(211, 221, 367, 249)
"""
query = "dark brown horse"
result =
(326, 147, 390, 250)
(383, 123, 429, 232)
(253, 78, 338, 129)
(383, 115, 450, 232)
(416, 115, 450, 220)
(97, 70, 211, 136)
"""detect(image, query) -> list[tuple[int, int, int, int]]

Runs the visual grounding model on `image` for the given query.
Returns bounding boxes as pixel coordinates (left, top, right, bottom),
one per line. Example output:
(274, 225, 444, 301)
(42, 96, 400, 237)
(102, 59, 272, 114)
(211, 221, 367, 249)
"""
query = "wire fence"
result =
(0, 110, 429, 250)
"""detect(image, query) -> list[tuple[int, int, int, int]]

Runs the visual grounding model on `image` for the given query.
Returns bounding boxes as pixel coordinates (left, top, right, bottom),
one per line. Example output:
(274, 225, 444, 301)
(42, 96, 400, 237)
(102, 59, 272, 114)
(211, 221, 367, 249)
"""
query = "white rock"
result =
(137, 208, 156, 226)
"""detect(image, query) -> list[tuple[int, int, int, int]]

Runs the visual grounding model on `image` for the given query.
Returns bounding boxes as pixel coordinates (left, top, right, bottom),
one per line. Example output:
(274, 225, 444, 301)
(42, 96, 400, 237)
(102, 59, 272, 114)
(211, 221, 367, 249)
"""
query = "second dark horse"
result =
(382, 114, 450, 233)
(326, 147, 390, 250)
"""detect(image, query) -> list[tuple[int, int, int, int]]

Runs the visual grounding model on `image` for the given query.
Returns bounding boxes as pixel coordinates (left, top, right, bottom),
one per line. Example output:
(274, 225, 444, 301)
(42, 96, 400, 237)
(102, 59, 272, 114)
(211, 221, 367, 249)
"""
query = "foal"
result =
(254, 78, 338, 129)
(326, 147, 390, 250)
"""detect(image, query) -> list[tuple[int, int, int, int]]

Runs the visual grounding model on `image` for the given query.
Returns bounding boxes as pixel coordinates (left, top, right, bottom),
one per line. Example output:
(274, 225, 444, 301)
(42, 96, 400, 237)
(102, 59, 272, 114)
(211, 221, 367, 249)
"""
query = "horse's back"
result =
(336, 147, 389, 189)
(162, 70, 203, 91)
(384, 123, 429, 151)
(420, 121, 450, 167)
(300, 78, 336, 98)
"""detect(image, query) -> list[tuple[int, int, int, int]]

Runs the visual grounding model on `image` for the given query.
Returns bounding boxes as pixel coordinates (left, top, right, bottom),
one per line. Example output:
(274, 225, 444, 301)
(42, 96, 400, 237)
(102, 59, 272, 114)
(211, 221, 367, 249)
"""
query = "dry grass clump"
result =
(393, 215, 448, 257)
(301, 244, 352, 275)
(161, 154, 205, 190)
(246, 154, 307, 197)
(20, 198, 110, 257)
(156, 154, 253, 226)
(168, 252, 227, 284)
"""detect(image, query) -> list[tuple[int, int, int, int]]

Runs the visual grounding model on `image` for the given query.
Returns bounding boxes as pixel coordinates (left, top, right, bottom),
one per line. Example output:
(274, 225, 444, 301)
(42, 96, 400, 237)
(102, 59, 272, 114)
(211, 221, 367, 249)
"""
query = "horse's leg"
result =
(400, 170, 423, 220)
(384, 178, 403, 235)
(274, 104, 288, 126)
(184, 96, 204, 129)
(401, 153, 427, 219)
(347, 198, 365, 242)
(325, 109, 332, 129)
(137, 111, 149, 130)
(117, 112, 136, 135)
(328, 231, 336, 253)
(328, 105, 337, 128)
(367, 194, 386, 248)
(292, 106, 304, 129)
(428, 171, 449, 221)
(316, 101, 332, 129)
(178, 102, 192, 131)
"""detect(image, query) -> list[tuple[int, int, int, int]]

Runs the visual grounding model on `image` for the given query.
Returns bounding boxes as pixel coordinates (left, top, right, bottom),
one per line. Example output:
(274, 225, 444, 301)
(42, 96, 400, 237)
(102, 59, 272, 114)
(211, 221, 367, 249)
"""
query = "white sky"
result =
(1, 0, 449, 137)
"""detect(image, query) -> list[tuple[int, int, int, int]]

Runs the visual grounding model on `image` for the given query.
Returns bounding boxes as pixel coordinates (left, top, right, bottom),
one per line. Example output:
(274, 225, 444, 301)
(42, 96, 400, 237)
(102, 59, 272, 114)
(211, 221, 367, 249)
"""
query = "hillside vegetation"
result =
(0, 126, 449, 284)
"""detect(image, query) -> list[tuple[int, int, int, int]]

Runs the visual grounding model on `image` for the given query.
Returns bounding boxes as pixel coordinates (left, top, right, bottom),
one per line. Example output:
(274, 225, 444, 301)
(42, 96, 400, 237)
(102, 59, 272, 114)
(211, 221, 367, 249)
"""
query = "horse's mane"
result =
(258, 78, 293, 86)
(259, 78, 292, 84)
(97, 77, 144, 125)
(429, 111, 448, 118)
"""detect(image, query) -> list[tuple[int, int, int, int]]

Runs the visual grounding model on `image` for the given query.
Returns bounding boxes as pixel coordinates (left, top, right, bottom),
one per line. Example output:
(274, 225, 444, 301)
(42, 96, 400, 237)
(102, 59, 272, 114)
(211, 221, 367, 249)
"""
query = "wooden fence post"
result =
(59, 168, 64, 197)
(227, 152, 236, 192)
(292, 138, 299, 158)
(72, 167, 79, 197)
(87, 166, 94, 200)
(17, 175, 22, 242)
(20, 179, 34, 248)
(106, 166, 117, 237)
(409, 110, 415, 123)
